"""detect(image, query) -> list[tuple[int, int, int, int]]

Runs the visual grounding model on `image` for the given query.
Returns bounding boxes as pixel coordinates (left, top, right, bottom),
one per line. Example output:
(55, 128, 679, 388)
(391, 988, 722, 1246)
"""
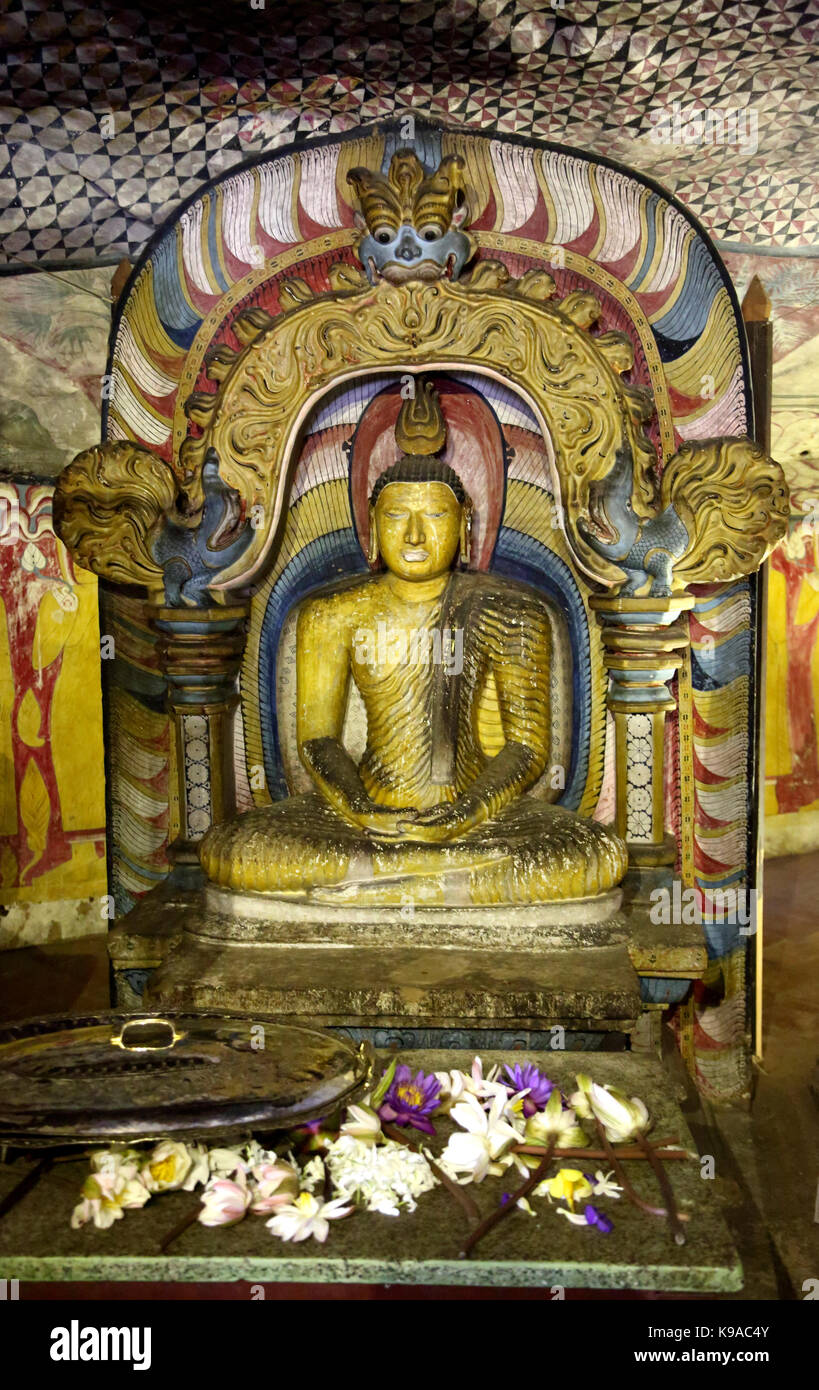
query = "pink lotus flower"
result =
(198, 1173, 251, 1227)
(249, 1161, 300, 1215)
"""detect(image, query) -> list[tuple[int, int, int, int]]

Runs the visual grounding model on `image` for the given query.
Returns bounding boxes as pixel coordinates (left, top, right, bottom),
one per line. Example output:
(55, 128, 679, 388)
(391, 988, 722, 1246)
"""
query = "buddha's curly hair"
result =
(369, 454, 467, 506)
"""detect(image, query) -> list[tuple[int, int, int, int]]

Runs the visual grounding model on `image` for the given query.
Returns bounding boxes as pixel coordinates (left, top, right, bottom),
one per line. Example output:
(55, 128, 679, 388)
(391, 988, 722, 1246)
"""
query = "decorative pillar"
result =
(153, 604, 248, 887)
(590, 594, 694, 882)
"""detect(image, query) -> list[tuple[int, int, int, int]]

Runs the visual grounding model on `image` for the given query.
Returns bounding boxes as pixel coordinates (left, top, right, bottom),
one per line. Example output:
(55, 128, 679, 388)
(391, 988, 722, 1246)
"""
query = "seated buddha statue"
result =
(200, 383, 627, 908)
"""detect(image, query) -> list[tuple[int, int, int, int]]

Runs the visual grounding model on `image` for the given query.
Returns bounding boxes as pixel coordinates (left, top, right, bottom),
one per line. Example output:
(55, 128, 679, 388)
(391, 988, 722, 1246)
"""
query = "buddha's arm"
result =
(296, 593, 415, 836)
(296, 596, 368, 821)
(409, 600, 551, 839)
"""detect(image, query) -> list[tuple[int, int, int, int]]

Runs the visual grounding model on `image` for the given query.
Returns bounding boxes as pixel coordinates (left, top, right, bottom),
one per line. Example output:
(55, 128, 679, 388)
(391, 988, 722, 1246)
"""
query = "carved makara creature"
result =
(347, 150, 474, 285)
(578, 437, 790, 597)
(200, 383, 628, 905)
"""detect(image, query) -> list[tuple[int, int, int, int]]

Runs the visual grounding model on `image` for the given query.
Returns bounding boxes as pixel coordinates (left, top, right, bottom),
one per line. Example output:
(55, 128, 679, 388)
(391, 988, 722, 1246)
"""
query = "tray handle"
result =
(110, 1018, 185, 1052)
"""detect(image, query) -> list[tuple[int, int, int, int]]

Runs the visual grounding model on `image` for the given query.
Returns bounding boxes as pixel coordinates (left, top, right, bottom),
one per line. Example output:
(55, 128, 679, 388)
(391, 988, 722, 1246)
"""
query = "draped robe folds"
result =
(200, 572, 627, 904)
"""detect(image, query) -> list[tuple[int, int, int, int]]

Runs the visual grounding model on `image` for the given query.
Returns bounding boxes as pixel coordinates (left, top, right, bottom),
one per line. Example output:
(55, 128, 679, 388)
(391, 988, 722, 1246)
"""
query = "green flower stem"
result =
(381, 1122, 480, 1224)
(460, 1137, 557, 1260)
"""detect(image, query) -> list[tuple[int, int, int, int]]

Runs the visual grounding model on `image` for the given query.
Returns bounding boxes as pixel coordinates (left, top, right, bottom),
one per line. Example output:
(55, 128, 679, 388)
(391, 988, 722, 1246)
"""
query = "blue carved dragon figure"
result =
(577, 444, 688, 597)
(578, 437, 788, 597)
(151, 449, 254, 607)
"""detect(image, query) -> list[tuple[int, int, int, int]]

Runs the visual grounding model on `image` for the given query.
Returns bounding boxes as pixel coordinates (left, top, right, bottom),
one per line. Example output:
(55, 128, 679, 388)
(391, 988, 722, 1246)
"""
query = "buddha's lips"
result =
(402, 548, 429, 561)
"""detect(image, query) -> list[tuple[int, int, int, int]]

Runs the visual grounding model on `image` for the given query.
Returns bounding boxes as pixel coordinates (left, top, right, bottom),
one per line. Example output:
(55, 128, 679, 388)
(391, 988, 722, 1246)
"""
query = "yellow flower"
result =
(537, 1167, 593, 1210)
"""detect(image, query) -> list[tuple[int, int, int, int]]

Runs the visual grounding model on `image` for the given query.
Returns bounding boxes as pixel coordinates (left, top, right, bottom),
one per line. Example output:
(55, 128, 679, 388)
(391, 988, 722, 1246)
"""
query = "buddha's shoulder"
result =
(455, 570, 550, 617)
(296, 573, 382, 629)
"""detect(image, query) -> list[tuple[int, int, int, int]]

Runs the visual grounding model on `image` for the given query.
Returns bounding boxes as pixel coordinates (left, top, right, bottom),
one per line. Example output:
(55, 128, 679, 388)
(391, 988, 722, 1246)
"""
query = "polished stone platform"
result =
(0, 1052, 741, 1292)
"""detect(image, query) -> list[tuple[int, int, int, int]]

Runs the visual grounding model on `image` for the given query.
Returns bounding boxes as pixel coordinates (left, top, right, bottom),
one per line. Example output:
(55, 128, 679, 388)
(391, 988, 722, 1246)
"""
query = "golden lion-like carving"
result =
(53, 441, 176, 592)
(664, 437, 790, 585)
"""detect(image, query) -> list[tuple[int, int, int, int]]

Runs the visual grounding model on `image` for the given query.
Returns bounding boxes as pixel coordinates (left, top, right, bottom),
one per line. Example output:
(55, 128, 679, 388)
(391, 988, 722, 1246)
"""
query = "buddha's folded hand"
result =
(350, 803, 419, 839)
(400, 794, 484, 842)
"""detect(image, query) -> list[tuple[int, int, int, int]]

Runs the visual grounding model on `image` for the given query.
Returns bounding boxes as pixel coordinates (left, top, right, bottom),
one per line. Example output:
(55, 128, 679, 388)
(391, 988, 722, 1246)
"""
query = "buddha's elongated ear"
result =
(367, 504, 379, 565)
(459, 500, 473, 566)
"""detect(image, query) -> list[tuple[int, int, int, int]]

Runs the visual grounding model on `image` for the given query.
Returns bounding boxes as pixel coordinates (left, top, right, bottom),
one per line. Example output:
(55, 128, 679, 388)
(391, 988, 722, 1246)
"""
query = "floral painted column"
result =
(590, 595, 694, 877)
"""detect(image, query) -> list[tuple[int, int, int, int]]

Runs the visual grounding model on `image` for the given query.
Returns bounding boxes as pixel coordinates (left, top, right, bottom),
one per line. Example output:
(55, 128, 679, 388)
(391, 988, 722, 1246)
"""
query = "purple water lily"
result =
(378, 1065, 441, 1135)
(502, 1062, 555, 1118)
(584, 1204, 613, 1234)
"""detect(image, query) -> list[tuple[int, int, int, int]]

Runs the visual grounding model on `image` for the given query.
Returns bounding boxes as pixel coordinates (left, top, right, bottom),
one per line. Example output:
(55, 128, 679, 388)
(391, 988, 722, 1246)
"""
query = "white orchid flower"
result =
(266, 1191, 352, 1244)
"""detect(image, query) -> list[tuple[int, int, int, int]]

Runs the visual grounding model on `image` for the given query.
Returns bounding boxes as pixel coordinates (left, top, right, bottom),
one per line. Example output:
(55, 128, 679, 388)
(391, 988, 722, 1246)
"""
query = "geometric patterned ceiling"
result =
(1, 0, 816, 267)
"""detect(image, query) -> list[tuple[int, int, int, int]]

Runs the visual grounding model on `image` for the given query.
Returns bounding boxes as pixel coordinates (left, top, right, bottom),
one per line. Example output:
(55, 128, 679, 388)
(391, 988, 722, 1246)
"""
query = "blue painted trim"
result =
(257, 529, 367, 798)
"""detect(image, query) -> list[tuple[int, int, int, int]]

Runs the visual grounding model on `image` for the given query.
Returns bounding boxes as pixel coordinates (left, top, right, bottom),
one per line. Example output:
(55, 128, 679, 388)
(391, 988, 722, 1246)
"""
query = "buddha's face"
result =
(373, 481, 462, 581)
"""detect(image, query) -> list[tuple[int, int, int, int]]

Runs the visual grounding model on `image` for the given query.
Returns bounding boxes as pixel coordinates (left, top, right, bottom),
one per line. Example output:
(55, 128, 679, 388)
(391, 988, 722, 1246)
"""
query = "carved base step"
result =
(109, 880, 705, 1038)
(192, 881, 625, 949)
(145, 934, 642, 1034)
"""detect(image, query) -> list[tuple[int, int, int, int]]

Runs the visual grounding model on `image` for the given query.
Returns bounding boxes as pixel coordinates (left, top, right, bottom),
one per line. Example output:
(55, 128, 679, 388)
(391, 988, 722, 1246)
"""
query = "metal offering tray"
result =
(0, 1011, 372, 1148)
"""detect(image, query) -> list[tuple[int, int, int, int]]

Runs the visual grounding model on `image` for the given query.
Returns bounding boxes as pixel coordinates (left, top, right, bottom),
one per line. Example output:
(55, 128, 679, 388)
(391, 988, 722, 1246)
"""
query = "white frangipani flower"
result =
(266, 1191, 352, 1244)
(70, 1165, 151, 1230)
